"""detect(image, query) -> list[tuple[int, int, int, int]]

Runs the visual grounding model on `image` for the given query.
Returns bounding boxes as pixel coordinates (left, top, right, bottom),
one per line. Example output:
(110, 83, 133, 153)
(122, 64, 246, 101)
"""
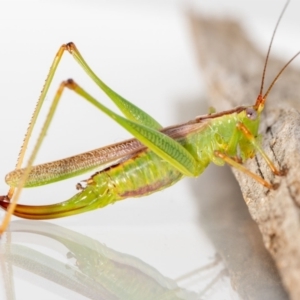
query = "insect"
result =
(0, 1, 298, 233)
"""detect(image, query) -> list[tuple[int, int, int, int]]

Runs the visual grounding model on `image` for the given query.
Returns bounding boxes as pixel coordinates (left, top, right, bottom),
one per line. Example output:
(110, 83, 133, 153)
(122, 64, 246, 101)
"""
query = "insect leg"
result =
(6, 46, 67, 202)
(0, 43, 164, 233)
(214, 151, 273, 189)
(0, 79, 69, 234)
(12, 43, 162, 192)
(66, 43, 162, 130)
(65, 79, 200, 177)
(0, 77, 202, 231)
(236, 122, 284, 176)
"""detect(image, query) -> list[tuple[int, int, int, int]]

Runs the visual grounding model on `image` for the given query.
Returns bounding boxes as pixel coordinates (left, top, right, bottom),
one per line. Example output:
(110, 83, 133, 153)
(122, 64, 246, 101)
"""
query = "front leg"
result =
(214, 150, 275, 189)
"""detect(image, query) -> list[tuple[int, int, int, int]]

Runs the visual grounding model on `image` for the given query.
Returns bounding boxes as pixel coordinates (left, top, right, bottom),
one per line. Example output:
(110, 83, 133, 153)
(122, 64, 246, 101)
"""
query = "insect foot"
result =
(271, 182, 280, 190)
(278, 166, 288, 177)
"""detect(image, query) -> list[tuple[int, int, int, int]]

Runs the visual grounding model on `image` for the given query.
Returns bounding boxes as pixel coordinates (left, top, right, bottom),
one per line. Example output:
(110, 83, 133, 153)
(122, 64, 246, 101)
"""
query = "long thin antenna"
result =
(263, 51, 300, 99)
(259, 0, 290, 96)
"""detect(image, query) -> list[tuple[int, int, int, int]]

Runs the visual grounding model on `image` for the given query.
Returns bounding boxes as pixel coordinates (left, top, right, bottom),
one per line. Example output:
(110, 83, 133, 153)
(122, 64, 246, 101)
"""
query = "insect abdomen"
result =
(92, 150, 184, 202)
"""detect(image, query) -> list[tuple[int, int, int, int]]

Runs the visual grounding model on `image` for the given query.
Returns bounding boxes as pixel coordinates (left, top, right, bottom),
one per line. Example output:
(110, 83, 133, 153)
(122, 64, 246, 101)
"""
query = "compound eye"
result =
(246, 108, 257, 120)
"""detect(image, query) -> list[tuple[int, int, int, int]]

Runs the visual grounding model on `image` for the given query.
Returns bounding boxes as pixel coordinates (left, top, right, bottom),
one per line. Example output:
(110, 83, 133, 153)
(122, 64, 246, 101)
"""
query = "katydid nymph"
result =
(0, 1, 298, 234)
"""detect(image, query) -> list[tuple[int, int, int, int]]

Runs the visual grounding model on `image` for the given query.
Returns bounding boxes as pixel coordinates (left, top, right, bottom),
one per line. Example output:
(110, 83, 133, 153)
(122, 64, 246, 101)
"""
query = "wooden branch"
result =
(189, 15, 300, 299)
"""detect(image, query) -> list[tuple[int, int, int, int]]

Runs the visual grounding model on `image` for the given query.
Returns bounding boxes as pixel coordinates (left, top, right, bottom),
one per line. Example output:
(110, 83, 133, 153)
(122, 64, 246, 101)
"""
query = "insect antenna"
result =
(259, 0, 290, 97)
(263, 50, 300, 100)
(254, 0, 299, 110)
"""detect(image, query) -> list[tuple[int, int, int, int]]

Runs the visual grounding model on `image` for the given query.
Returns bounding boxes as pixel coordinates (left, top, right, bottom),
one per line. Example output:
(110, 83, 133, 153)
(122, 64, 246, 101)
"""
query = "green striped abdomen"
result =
(44, 137, 207, 217)
(91, 149, 184, 206)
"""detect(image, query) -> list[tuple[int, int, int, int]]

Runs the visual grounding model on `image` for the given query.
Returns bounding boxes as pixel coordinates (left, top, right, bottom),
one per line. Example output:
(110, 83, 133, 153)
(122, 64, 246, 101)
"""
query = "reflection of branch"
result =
(190, 14, 300, 299)
(2, 221, 199, 300)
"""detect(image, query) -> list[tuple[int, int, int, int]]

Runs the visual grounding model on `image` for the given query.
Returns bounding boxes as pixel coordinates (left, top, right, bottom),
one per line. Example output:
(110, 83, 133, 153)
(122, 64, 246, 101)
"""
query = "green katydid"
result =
(0, 0, 298, 234)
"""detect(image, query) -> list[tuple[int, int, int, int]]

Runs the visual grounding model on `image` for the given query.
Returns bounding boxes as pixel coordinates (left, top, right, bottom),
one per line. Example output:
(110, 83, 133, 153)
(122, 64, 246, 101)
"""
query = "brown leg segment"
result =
(0, 79, 69, 234)
(0, 45, 70, 234)
(236, 122, 284, 176)
(214, 150, 274, 189)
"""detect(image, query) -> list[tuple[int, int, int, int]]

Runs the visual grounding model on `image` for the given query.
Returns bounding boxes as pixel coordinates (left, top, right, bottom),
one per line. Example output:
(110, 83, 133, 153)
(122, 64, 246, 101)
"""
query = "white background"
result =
(0, 0, 299, 299)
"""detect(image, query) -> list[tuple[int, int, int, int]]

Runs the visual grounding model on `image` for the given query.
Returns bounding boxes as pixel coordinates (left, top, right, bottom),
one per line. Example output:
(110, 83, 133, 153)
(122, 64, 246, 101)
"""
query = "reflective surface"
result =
(0, 221, 204, 299)
(1, 0, 299, 299)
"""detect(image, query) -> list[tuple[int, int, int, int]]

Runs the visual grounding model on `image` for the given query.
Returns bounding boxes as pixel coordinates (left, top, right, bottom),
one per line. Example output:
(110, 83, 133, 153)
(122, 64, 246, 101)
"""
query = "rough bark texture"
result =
(189, 15, 300, 300)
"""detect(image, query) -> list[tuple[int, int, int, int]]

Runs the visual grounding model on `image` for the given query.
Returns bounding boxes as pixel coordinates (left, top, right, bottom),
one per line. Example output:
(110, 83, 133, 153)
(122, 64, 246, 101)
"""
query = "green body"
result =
(4, 107, 261, 219)
(86, 108, 259, 205)
(0, 41, 267, 221)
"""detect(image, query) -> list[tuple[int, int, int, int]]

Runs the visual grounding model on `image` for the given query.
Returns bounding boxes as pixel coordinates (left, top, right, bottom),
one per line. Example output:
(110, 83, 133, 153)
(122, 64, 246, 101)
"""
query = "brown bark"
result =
(189, 15, 300, 300)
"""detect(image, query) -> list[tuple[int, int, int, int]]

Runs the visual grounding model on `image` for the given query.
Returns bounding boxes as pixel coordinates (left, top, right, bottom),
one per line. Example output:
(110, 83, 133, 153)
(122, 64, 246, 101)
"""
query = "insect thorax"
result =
(183, 108, 261, 167)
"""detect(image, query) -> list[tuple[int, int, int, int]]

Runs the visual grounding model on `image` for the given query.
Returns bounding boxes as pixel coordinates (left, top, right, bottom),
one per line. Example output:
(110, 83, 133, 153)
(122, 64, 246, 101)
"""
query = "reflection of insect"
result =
(4, 221, 228, 299)
(0, 1, 298, 233)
